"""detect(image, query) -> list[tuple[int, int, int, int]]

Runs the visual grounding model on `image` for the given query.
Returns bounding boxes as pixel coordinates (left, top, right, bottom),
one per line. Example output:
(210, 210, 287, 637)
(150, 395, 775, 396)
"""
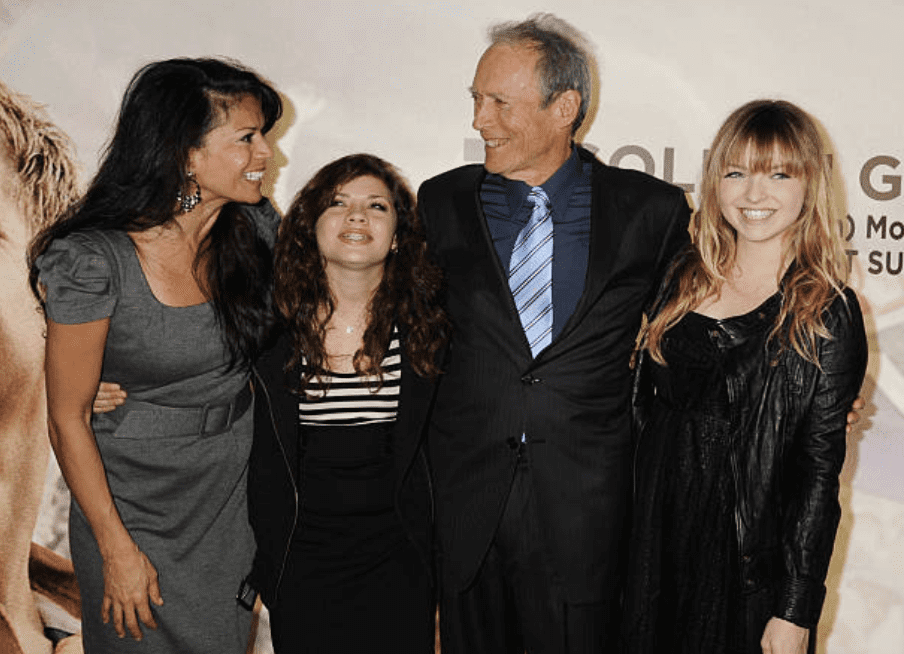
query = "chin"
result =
(483, 159, 506, 176)
(235, 193, 263, 205)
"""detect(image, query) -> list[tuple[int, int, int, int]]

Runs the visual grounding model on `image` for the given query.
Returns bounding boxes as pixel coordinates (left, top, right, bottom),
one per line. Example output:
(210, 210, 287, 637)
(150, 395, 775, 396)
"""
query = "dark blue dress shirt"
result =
(481, 147, 592, 342)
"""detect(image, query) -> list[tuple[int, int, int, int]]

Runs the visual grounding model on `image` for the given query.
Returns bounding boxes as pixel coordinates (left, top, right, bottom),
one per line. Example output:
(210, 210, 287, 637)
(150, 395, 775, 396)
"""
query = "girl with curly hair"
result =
(246, 154, 448, 653)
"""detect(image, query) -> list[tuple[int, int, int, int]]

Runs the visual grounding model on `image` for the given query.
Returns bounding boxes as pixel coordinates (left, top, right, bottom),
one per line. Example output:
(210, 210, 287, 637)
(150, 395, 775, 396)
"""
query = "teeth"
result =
(485, 139, 504, 148)
(341, 233, 367, 242)
(244, 171, 263, 181)
(742, 209, 774, 219)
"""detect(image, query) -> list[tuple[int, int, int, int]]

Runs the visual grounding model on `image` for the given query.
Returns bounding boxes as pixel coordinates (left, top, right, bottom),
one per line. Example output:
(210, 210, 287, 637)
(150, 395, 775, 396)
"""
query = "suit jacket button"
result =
(521, 374, 534, 385)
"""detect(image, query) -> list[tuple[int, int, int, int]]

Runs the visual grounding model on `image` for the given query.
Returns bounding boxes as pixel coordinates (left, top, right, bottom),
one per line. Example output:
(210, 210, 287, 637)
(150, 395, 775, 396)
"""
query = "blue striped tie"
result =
(509, 186, 553, 357)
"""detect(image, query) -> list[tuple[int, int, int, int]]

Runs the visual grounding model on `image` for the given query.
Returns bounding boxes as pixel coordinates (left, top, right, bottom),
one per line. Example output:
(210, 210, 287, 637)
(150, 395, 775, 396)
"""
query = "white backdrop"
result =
(2, 1, 902, 652)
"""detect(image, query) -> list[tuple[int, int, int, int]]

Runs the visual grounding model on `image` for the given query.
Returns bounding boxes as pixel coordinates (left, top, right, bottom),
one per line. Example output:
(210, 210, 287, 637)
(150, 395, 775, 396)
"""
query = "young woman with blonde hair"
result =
(623, 100, 867, 654)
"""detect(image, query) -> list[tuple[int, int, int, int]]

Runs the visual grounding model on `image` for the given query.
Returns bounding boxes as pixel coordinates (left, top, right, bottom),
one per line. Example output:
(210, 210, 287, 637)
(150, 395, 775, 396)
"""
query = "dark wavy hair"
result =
(274, 154, 448, 390)
(29, 57, 282, 366)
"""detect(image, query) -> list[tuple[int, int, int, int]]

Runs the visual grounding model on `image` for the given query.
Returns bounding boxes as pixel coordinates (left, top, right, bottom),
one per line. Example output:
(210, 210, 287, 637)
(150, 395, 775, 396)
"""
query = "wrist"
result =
(95, 524, 135, 560)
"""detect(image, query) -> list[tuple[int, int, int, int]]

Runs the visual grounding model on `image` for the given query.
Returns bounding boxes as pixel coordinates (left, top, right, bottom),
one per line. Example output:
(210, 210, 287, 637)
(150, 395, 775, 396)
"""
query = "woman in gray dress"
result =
(29, 58, 282, 653)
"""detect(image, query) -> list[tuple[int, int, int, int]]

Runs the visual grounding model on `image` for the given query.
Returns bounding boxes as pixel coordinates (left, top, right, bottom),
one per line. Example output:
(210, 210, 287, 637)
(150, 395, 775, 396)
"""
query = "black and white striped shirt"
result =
(299, 330, 401, 426)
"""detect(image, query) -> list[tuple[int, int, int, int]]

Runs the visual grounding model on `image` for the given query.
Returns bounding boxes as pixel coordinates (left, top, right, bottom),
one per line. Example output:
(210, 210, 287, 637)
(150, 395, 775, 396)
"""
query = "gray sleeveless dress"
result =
(36, 203, 279, 653)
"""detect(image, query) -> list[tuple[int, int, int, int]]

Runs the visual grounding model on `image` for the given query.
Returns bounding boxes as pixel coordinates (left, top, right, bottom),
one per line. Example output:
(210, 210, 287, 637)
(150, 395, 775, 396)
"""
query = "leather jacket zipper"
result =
(420, 447, 434, 523)
(252, 367, 299, 598)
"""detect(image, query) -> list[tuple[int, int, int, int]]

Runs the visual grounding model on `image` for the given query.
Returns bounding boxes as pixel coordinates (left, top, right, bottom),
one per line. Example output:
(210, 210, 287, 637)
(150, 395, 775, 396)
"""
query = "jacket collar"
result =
(455, 146, 630, 357)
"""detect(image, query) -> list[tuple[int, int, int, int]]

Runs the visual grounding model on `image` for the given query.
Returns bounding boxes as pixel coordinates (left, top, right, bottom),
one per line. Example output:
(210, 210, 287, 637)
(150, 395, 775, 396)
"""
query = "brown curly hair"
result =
(274, 154, 448, 391)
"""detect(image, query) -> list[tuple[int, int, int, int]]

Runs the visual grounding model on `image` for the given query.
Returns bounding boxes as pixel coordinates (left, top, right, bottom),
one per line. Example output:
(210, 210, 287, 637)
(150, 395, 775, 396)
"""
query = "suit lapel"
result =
(445, 155, 631, 358)
(554, 154, 628, 341)
(451, 169, 527, 346)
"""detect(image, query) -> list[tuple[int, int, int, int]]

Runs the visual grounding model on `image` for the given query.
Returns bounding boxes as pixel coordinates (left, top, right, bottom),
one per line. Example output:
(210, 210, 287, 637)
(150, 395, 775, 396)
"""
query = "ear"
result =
(554, 90, 581, 131)
(186, 147, 202, 175)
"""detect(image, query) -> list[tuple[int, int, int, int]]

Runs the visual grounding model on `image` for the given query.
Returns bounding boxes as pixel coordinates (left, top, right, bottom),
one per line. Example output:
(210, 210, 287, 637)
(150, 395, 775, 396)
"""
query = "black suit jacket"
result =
(246, 328, 436, 607)
(418, 147, 691, 609)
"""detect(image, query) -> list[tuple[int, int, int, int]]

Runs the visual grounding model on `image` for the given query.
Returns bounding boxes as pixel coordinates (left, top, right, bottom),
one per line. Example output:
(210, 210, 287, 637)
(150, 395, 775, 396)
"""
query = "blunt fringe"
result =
(28, 57, 283, 367)
(274, 154, 448, 392)
(489, 13, 592, 135)
(642, 99, 849, 365)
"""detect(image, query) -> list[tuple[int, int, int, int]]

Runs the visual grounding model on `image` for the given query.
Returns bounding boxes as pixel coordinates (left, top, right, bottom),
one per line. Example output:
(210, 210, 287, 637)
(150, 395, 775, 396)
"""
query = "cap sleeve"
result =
(36, 233, 118, 324)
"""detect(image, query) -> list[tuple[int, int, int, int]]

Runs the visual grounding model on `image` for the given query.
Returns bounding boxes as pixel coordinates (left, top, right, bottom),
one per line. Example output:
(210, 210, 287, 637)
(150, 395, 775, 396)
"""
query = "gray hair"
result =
(489, 13, 593, 135)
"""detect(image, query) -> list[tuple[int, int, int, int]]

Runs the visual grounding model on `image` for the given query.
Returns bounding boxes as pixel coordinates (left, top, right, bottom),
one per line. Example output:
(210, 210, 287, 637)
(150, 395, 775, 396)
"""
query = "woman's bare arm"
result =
(45, 318, 162, 640)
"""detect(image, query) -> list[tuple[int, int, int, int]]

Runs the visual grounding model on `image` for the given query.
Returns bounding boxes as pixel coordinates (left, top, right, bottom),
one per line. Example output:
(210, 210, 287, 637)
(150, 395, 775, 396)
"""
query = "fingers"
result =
(101, 595, 111, 624)
(105, 594, 159, 640)
(761, 617, 809, 654)
(93, 383, 128, 413)
(111, 602, 126, 639)
(123, 603, 144, 641)
(143, 554, 164, 612)
(102, 595, 142, 640)
(101, 546, 162, 641)
(132, 554, 162, 633)
(136, 596, 159, 633)
(98, 381, 125, 395)
(846, 394, 865, 434)
(148, 571, 164, 606)
(102, 592, 132, 639)
(93, 401, 119, 414)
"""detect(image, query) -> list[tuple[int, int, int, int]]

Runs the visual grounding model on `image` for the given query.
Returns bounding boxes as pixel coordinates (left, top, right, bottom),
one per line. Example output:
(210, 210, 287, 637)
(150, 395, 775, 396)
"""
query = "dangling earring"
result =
(176, 172, 202, 213)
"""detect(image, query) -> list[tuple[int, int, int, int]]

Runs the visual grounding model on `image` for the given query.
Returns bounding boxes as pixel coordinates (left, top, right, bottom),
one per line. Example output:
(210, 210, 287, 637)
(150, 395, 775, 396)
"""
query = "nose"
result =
(744, 174, 766, 203)
(345, 202, 366, 222)
(472, 97, 493, 132)
(255, 134, 274, 160)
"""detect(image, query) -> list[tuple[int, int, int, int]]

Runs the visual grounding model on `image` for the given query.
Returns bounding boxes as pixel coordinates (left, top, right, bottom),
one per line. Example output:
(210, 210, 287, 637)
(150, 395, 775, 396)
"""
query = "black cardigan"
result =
(245, 328, 437, 607)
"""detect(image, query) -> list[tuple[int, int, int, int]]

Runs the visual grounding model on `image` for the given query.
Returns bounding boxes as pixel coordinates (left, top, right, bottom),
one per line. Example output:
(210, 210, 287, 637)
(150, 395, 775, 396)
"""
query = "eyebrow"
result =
(724, 162, 793, 175)
(469, 87, 508, 101)
(334, 192, 390, 200)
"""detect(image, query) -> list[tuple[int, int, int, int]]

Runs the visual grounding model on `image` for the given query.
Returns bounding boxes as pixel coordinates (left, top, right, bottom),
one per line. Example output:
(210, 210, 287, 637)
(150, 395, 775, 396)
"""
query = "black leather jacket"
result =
(633, 284, 867, 629)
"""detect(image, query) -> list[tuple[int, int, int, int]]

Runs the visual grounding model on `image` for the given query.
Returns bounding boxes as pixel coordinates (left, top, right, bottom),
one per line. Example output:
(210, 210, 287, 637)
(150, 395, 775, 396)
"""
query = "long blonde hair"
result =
(643, 99, 848, 365)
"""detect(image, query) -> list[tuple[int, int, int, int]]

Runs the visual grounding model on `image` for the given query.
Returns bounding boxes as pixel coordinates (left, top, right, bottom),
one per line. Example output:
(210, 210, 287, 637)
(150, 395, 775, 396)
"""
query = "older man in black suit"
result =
(418, 14, 691, 653)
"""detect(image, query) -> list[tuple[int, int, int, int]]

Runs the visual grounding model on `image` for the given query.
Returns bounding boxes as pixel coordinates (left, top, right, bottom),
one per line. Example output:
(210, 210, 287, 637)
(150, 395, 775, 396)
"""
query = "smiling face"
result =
(188, 94, 273, 209)
(470, 43, 574, 186)
(719, 145, 806, 254)
(315, 175, 398, 275)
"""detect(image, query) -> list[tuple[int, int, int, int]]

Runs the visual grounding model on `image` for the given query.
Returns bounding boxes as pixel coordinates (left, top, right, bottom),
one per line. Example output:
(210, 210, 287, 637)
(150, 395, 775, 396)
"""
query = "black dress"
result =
(267, 334, 434, 654)
(623, 276, 868, 654)
(625, 309, 758, 654)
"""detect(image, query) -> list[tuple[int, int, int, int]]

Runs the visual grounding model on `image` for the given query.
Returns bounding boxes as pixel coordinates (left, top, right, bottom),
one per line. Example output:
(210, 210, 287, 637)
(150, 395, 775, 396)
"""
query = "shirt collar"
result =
(492, 146, 582, 222)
